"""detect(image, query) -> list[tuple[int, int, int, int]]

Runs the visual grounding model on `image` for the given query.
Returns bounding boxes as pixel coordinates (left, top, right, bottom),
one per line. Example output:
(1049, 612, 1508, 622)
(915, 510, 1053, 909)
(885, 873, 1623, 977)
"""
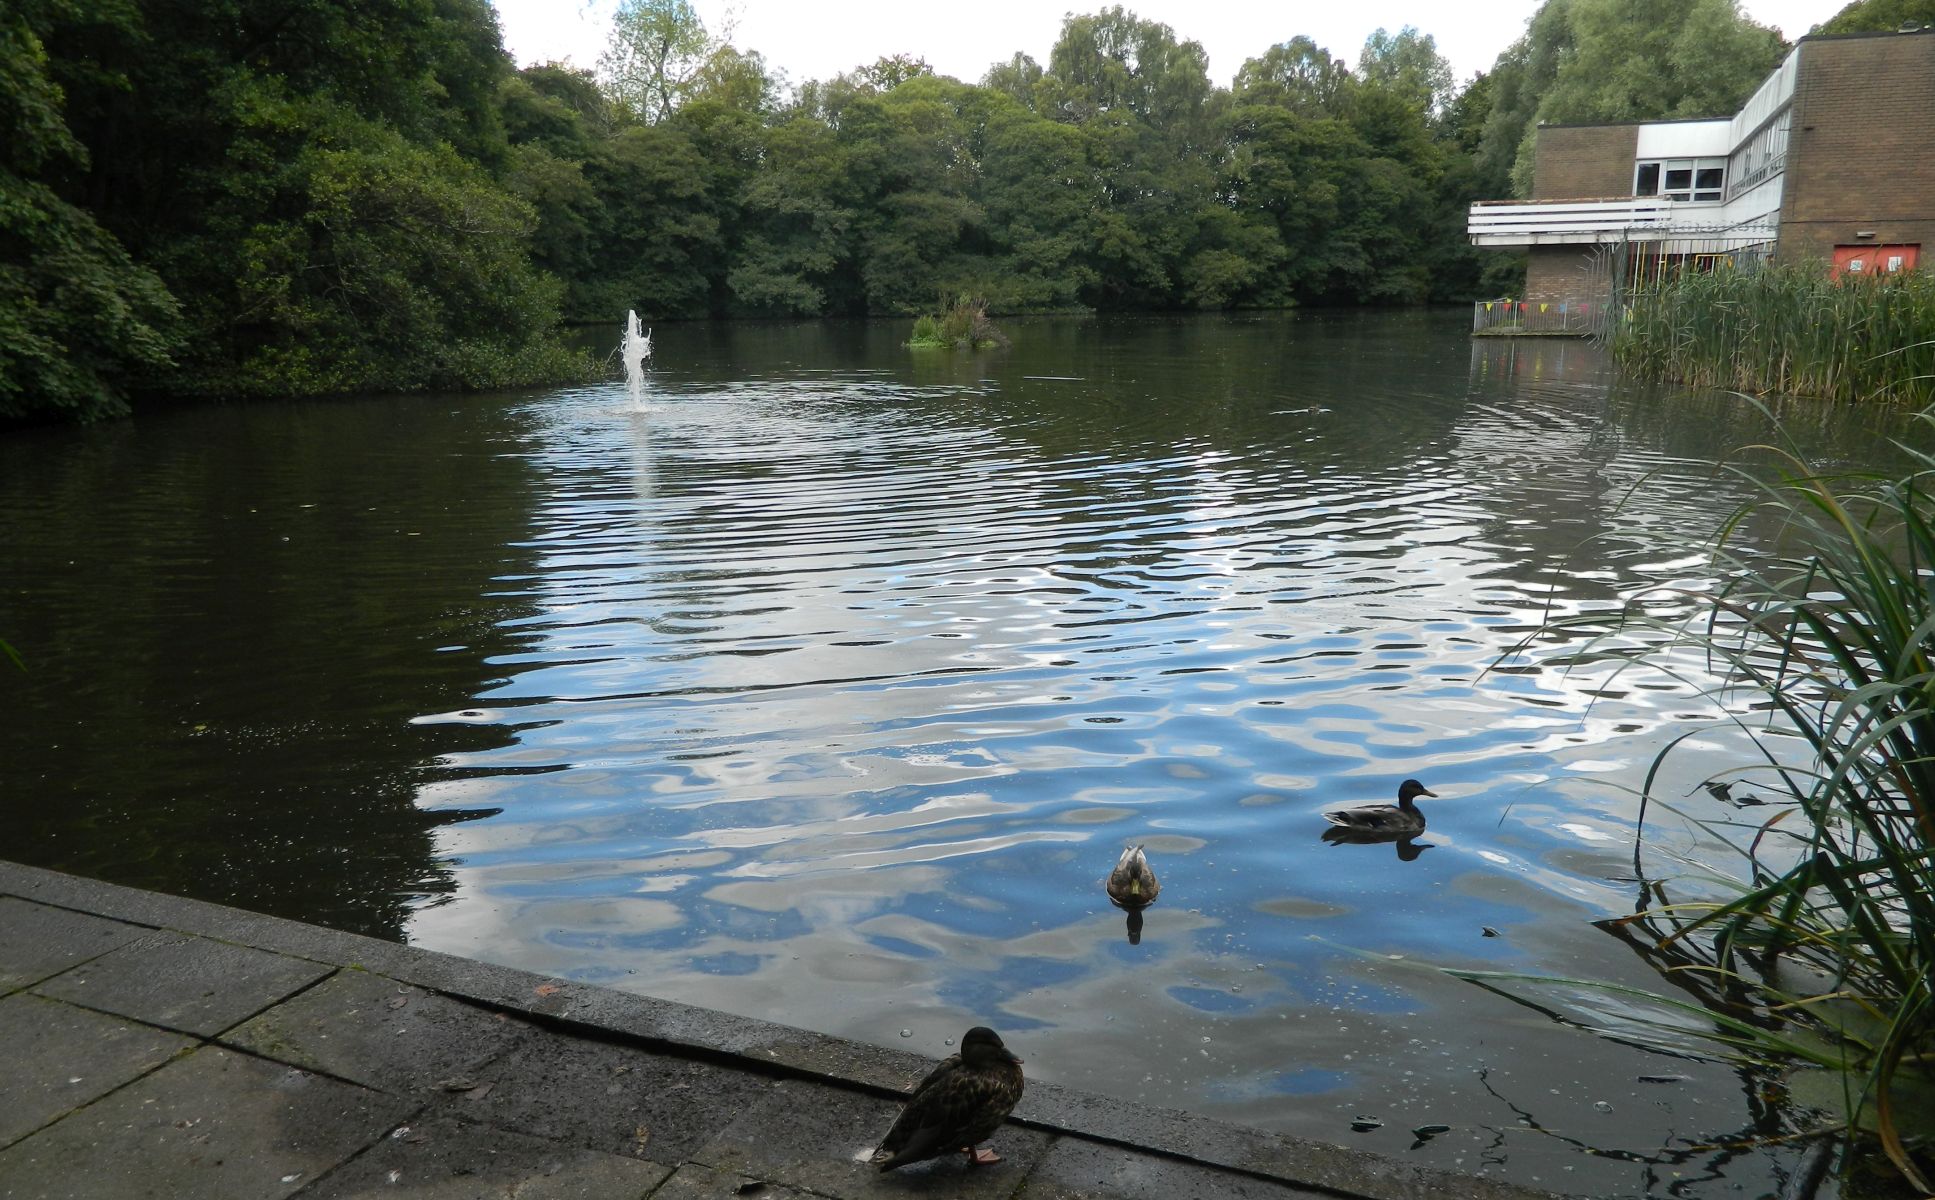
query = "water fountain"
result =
(621, 309, 652, 407)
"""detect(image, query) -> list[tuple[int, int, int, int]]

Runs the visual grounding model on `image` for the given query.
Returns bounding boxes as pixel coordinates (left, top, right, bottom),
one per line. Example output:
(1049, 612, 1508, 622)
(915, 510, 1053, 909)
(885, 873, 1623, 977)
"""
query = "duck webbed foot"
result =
(967, 1146, 1004, 1165)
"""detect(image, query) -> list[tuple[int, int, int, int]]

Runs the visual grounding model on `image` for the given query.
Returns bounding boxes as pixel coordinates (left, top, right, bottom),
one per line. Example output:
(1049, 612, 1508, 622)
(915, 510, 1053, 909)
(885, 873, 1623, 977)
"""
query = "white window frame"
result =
(1634, 156, 1727, 204)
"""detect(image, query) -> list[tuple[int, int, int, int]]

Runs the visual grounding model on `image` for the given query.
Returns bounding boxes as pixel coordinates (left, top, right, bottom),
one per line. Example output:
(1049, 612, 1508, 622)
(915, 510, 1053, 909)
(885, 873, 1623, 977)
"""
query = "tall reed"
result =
(1465, 415, 1935, 1187)
(1612, 264, 1935, 405)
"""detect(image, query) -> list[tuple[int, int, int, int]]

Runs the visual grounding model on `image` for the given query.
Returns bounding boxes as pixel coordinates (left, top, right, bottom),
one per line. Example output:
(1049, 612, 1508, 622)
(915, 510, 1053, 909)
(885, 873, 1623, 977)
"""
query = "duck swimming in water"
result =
(1106, 845, 1160, 909)
(1322, 779, 1438, 837)
(872, 1026, 1025, 1171)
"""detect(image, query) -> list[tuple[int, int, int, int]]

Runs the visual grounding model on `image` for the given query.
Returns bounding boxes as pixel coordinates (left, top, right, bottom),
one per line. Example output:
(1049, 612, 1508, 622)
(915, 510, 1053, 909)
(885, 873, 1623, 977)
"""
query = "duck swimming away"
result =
(872, 1026, 1025, 1171)
(1322, 779, 1438, 837)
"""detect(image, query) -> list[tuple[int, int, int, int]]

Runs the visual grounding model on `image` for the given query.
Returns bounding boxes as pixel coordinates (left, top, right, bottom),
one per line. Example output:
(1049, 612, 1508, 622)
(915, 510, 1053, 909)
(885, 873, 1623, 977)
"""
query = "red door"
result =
(1833, 244, 1921, 278)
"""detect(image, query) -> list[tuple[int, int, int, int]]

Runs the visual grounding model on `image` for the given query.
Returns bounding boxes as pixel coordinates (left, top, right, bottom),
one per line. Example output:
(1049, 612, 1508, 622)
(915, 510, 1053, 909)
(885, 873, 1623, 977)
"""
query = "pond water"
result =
(0, 311, 1918, 1196)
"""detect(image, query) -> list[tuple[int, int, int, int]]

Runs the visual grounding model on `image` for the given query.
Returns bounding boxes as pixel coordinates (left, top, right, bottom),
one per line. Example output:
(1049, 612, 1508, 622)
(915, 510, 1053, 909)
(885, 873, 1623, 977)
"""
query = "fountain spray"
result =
(622, 310, 652, 406)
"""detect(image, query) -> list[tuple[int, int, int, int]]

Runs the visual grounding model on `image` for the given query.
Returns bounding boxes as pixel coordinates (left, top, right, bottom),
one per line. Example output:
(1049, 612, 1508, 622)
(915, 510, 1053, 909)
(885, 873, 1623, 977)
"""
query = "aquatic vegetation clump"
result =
(907, 297, 1008, 350)
(907, 314, 947, 347)
(1612, 264, 1935, 405)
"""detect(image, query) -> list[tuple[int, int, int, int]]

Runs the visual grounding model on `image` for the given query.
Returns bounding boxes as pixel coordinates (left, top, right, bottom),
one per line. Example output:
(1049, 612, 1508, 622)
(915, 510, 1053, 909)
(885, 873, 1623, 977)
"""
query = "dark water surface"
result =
(0, 312, 1918, 1195)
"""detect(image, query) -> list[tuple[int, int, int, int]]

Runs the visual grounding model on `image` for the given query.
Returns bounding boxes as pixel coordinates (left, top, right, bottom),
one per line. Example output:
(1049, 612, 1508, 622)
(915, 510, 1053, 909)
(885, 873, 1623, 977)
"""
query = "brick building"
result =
(1468, 27, 1935, 311)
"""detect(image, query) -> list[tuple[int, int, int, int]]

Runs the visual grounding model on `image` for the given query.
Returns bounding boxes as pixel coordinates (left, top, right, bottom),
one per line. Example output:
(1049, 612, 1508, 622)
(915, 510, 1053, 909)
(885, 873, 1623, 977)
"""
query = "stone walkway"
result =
(0, 861, 1562, 1200)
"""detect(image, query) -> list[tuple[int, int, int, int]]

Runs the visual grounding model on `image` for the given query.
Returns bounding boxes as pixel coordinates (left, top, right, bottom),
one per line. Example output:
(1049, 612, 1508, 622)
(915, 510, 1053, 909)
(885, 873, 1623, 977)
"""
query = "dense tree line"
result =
(4, 0, 586, 421)
(5, 0, 1846, 422)
(530, 6, 1499, 321)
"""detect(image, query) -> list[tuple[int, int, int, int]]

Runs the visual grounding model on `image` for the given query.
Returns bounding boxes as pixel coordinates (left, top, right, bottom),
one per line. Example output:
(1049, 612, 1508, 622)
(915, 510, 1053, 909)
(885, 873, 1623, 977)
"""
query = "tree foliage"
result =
(1477, 0, 1786, 194)
(1818, 0, 1935, 32)
(1, 0, 177, 421)
(599, 0, 716, 123)
(2, 0, 588, 422)
(1357, 27, 1454, 116)
(1234, 38, 1354, 117)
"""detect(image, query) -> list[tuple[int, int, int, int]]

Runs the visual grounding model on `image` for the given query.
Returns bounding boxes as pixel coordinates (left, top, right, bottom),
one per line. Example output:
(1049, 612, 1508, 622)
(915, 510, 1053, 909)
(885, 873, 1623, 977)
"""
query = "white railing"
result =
(1467, 198, 1680, 245)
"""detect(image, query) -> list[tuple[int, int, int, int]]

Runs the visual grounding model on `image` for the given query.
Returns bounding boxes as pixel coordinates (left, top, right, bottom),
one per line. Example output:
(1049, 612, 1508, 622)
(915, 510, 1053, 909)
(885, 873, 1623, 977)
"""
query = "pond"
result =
(0, 311, 1918, 1196)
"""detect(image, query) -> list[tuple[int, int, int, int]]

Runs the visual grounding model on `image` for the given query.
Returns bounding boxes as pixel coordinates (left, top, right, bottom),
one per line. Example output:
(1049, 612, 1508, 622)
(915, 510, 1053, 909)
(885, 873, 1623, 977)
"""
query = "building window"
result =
(1635, 157, 1726, 202)
(1726, 108, 1790, 200)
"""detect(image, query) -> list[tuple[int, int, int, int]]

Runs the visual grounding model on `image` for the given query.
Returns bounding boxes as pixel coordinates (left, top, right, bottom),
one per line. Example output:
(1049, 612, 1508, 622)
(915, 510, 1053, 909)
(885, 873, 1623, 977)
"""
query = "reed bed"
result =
(1612, 264, 1935, 405)
(1466, 418, 1935, 1187)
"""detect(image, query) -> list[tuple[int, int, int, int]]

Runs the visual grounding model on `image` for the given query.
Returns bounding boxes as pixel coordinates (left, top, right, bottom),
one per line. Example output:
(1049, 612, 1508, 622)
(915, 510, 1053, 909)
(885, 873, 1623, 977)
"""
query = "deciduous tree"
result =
(599, 0, 715, 123)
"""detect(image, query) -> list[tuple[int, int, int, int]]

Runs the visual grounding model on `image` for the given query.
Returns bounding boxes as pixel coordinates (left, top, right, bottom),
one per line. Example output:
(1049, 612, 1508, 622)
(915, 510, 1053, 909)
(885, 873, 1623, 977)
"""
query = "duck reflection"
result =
(1320, 825, 1434, 861)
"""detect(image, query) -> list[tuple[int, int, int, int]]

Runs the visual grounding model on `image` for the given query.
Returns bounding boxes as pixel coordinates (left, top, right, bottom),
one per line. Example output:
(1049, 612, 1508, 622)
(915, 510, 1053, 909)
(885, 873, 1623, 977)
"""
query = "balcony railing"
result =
(1468, 197, 1681, 246)
(1472, 299, 1598, 337)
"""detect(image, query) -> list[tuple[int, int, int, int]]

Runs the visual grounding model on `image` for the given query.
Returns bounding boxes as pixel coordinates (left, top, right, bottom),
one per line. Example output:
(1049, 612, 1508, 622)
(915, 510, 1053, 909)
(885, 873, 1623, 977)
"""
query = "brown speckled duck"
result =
(1322, 779, 1438, 837)
(1105, 845, 1160, 909)
(872, 1026, 1025, 1171)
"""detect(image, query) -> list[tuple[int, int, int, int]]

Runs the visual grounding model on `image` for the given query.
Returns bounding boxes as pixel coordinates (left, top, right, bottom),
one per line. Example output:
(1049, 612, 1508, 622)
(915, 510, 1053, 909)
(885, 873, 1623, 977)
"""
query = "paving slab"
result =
(298, 1116, 673, 1199)
(225, 969, 531, 1093)
(0, 861, 1575, 1200)
(695, 1076, 1054, 1199)
(426, 1030, 776, 1168)
(647, 1164, 819, 1199)
(0, 897, 149, 993)
(0, 1045, 415, 1200)
(32, 930, 334, 1036)
(1015, 1136, 1328, 1199)
(0, 991, 196, 1150)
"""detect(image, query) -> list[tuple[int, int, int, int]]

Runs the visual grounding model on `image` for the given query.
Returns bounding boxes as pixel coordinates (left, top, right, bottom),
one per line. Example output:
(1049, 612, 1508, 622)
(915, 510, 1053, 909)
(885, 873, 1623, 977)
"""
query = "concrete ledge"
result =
(0, 860, 1567, 1200)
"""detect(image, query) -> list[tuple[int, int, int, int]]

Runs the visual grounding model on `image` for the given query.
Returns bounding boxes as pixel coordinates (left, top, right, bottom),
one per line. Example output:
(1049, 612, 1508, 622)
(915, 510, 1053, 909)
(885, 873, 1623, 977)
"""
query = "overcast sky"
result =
(490, 0, 1851, 91)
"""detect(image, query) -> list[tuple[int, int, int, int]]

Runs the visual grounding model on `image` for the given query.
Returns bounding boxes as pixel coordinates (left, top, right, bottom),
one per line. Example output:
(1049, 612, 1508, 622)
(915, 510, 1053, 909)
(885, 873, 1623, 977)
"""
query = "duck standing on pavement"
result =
(872, 1026, 1025, 1171)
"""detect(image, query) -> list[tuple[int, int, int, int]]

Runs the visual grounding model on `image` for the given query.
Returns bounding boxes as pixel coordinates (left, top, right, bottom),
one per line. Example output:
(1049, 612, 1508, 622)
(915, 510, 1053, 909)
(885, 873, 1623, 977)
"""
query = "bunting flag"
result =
(1540, 303, 1548, 313)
